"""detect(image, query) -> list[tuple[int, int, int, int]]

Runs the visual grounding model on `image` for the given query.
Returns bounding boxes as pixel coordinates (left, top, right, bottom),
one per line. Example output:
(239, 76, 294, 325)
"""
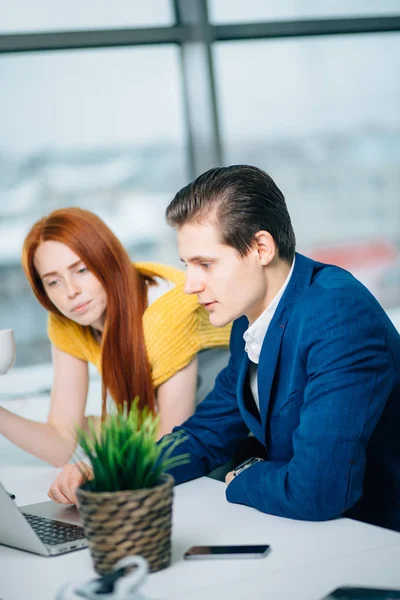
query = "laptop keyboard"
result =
(22, 512, 86, 546)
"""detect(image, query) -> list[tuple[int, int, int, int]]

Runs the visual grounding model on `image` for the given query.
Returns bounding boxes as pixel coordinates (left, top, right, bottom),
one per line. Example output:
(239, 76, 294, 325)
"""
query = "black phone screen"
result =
(184, 544, 271, 559)
(322, 587, 400, 599)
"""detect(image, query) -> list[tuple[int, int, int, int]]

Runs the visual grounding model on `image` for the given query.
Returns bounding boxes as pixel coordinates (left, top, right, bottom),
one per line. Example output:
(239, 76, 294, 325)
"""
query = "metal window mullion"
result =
(0, 26, 185, 54)
(175, 0, 222, 178)
(214, 15, 400, 42)
(1, 14, 399, 53)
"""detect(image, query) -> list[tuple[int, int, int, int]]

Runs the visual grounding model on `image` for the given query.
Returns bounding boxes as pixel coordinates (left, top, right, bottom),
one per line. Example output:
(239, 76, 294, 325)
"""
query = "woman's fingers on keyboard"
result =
(48, 484, 72, 504)
(48, 463, 90, 505)
(67, 463, 93, 505)
(48, 464, 74, 503)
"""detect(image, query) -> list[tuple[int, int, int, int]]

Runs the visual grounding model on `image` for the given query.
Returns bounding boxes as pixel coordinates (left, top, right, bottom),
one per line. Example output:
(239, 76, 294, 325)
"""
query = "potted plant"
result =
(76, 400, 188, 575)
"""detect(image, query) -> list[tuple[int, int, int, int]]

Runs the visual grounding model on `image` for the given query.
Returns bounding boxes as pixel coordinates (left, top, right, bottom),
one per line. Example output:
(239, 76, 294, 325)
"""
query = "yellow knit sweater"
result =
(47, 262, 231, 388)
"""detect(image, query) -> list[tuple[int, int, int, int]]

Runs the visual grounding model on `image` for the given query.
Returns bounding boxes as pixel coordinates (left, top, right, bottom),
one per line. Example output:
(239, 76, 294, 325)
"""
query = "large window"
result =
(214, 33, 400, 311)
(0, 2, 399, 376)
(0, 45, 186, 367)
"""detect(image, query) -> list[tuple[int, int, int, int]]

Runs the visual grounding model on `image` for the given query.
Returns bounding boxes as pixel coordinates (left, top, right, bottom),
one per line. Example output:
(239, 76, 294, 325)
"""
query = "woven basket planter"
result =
(76, 473, 174, 575)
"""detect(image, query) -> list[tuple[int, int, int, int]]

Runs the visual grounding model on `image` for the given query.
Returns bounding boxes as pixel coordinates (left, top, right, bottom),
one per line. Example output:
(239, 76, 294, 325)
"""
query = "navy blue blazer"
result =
(165, 253, 400, 530)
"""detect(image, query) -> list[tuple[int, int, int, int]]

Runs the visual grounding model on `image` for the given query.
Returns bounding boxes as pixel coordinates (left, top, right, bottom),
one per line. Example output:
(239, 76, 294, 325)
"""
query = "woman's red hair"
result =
(22, 207, 155, 417)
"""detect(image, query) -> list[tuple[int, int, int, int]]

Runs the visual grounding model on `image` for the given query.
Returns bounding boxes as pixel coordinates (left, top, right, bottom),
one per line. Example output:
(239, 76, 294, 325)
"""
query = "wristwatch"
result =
(232, 457, 265, 477)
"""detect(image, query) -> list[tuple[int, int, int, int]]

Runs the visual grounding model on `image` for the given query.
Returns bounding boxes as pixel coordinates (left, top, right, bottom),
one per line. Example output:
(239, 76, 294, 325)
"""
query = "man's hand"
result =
(48, 462, 93, 505)
(225, 470, 235, 486)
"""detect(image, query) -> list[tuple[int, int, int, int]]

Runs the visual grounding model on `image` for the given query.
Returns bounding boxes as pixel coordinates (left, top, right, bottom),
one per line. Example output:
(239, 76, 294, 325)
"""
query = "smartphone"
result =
(184, 544, 271, 560)
(320, 587, 400, 599)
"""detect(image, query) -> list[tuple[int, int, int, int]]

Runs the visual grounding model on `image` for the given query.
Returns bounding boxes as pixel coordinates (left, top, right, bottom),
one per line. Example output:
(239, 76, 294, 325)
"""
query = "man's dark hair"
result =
(166, 165, 296, 262)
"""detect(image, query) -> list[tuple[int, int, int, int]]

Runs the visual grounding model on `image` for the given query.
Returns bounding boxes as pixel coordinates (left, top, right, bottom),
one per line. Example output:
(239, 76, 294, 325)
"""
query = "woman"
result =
(0, 207, 230, 467)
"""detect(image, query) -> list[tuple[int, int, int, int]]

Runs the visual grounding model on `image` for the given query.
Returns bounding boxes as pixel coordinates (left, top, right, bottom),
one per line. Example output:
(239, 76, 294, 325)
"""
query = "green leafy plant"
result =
(77, 398, 189, 493)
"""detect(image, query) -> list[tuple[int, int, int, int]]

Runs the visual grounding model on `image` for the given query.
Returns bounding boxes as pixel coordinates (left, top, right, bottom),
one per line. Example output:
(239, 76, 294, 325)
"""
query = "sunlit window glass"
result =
(0, 0, 174, 33)
(214, 33, 400, 312)
(0, 46, 186, 367)
(209, 0, 400, 23)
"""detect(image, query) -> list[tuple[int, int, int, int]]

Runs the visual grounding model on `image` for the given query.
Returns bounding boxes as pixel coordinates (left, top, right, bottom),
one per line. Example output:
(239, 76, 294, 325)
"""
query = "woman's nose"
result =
(66, 280, 81, 298)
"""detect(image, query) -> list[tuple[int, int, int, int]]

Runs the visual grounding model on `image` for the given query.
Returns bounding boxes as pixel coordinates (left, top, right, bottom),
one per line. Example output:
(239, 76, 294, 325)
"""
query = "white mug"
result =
(0, 329, 16, 375)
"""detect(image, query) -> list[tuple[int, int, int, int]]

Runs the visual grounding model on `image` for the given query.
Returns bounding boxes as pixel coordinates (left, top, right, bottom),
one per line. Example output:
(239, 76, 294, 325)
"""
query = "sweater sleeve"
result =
(47, 313, 91, 363)
(144, 284, 231, 389)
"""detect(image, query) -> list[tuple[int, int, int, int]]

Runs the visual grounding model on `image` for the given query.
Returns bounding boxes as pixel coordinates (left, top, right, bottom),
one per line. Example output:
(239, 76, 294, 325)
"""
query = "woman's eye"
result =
(47, 280, 58, 287)
(201, 263, 211, 269)
(77, 267, 88, 274)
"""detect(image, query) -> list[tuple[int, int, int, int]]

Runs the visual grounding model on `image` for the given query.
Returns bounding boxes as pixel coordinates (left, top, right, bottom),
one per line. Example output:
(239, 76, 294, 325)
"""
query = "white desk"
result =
(1, 465, 400, 600)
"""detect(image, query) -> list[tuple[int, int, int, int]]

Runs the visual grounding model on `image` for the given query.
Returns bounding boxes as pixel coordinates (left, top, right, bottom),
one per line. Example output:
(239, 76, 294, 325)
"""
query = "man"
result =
(49, 165, 400, 531)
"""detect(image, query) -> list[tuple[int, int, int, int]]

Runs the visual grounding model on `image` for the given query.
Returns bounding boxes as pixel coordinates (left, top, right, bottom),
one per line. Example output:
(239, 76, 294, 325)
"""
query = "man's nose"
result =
(184, 272, 205, 296)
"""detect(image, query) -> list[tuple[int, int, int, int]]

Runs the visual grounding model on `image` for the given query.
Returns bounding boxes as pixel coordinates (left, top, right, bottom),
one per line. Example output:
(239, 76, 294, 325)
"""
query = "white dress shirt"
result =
(243, 257, 295, 411)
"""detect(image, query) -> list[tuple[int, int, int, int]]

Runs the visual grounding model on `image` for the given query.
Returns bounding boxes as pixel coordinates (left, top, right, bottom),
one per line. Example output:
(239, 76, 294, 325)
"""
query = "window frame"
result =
(0, 0, 399, 177)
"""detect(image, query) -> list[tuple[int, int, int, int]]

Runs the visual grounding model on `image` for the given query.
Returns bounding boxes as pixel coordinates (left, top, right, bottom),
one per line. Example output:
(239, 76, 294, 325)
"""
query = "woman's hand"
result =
(48, 462, 93, 505)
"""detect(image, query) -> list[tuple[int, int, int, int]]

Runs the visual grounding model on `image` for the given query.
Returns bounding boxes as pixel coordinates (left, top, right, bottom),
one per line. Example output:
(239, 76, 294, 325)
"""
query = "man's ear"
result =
(253, 231, 276, 266)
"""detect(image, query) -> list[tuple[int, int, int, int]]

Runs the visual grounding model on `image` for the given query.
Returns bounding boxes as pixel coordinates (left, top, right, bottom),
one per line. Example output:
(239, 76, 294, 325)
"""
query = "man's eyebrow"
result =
(41, 259, 83, 279)
(180, 256, 216, 264)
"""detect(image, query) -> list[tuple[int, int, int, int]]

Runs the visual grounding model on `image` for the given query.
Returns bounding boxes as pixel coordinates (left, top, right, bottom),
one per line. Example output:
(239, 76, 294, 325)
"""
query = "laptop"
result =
(0, 480, 87, 556)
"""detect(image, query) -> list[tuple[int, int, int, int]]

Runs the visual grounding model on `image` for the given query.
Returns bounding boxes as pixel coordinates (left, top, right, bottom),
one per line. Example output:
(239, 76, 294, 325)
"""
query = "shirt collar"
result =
(243, 256, 296, 364)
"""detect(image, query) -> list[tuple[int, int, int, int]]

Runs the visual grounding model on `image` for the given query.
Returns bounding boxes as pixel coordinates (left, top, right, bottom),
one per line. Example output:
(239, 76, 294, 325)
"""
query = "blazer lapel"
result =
(236, 353, 263, 438)
(257, 253, 315, 438)
(257, 320, 287, 443)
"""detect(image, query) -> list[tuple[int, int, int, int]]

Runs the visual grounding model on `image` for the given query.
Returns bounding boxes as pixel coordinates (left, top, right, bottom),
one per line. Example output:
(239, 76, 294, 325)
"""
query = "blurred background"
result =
(0, 0, 400, 388)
